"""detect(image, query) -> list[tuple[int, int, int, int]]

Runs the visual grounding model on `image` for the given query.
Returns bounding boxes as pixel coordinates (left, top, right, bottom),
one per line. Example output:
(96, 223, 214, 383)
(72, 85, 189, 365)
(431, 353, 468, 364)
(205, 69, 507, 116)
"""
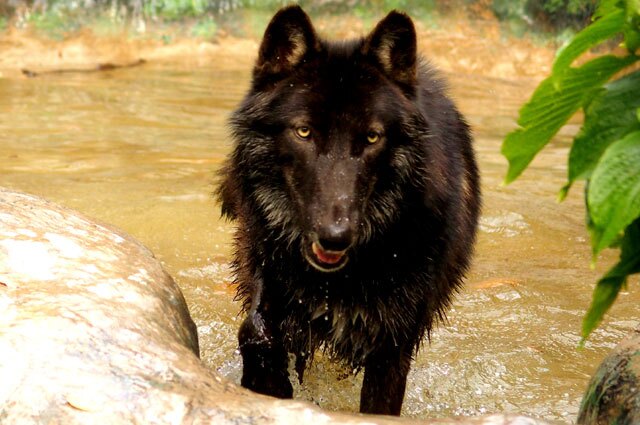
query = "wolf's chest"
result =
(280, 283, 412, 365)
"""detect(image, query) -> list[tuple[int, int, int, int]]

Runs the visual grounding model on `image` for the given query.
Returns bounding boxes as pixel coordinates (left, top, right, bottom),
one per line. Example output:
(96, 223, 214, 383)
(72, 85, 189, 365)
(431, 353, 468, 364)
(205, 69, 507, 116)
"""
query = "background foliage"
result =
(502, 0, 640, 342)
(0, 0, 602, 36)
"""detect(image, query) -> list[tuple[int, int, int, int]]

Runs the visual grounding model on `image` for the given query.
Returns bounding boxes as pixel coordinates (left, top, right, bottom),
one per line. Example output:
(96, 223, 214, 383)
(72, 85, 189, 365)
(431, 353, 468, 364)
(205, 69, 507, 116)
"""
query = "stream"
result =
(1, 59, 638, 423)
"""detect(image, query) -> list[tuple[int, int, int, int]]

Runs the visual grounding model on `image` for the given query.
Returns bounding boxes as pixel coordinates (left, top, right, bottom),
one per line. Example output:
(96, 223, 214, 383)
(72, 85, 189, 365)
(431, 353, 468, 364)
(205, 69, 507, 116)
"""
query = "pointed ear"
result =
(362, 11, 417, 87)
(255, 6, 319, 77)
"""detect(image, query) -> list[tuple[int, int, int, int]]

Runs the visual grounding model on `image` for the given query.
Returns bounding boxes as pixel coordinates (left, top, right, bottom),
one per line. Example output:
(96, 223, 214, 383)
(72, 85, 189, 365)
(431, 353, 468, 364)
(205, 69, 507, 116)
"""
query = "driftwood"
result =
(21, 58, 146, 77)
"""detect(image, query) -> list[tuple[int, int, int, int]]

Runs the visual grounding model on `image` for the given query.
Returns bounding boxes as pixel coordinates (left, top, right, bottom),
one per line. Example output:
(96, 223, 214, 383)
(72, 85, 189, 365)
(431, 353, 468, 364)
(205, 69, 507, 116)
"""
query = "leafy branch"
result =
(501, 0, 640, 343)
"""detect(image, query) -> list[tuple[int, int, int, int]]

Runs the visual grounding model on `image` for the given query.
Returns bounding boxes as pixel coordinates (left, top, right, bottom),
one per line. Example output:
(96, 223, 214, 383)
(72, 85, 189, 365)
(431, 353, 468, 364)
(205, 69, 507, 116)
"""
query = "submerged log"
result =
(21, 59, 146, 77)
(578, 327, 640, 425)
(0, 187, 551, 424)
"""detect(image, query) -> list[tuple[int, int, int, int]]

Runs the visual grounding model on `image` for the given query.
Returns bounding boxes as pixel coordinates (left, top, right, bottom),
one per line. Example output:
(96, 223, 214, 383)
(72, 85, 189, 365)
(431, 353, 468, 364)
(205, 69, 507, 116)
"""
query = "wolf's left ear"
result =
(256, 6, 319, 77)
(362, 11, 417, 87)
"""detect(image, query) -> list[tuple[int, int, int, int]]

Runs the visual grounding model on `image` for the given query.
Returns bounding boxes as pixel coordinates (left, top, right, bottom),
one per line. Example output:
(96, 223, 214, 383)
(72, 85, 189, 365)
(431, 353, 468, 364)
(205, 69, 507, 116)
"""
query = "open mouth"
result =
(304, 241, 349, 272)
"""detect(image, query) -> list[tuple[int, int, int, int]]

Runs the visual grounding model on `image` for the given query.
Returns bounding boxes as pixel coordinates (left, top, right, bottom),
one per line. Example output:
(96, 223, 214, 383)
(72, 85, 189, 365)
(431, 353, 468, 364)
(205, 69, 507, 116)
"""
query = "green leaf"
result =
(552, 8, 626, 82)
(624, 28, 640, 52)
(587, 131, 640, 253)
(581, 219, 640, 342)
(565, 70, 640, 194)
(624, 3, 640, 52)
(580, 275, 625, 344)
(502, 55, 637, 184)
(594, 0, 624, 20)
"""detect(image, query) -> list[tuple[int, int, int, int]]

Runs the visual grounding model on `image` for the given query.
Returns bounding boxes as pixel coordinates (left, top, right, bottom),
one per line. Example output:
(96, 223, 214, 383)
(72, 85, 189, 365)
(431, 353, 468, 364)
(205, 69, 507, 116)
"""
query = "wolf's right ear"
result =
(362, 11, 417, 88)
(255, 6, 319, 78)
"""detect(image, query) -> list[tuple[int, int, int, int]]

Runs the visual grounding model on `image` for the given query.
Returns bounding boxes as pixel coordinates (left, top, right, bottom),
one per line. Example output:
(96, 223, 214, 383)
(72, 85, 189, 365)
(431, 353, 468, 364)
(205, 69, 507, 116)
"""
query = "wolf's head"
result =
(228, 6, 437, 273)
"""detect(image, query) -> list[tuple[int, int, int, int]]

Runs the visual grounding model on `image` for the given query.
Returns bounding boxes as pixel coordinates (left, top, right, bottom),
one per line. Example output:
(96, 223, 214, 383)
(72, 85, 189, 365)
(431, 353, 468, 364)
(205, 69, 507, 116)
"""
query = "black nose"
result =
(317, 222, 353, 252)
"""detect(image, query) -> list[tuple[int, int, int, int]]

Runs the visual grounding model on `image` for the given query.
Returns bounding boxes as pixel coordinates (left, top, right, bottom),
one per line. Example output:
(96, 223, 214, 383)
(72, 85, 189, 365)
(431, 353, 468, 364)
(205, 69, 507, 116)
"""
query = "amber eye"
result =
(296, 126, 311, 139)
(367, 131, 380, 144)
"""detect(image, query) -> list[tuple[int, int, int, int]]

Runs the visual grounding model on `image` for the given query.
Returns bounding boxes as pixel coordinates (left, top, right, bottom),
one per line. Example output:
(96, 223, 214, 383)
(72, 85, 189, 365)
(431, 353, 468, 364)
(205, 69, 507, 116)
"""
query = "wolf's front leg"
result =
(360, 343, 413, 415)
(238, 304, 293, 398)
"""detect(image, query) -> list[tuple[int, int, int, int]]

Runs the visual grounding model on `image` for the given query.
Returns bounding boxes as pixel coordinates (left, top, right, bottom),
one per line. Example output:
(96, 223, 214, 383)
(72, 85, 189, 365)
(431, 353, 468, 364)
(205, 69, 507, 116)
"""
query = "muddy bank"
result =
(0, 15, 555, 79)
(0, 27, 258, 77)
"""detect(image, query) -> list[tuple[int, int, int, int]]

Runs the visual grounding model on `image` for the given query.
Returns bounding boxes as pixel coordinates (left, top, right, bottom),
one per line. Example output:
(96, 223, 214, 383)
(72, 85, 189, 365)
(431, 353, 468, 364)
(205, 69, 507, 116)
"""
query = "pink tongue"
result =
(312, 242, 343, 265)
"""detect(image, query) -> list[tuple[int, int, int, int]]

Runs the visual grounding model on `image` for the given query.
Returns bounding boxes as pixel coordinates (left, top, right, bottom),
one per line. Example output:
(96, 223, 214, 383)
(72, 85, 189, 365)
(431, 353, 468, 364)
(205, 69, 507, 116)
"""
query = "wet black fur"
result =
(217, 6, 480, 415)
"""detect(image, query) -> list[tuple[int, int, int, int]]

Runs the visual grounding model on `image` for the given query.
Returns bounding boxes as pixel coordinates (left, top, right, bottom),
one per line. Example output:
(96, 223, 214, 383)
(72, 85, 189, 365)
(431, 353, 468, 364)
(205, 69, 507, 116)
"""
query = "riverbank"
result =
(0, 14, 556, 79)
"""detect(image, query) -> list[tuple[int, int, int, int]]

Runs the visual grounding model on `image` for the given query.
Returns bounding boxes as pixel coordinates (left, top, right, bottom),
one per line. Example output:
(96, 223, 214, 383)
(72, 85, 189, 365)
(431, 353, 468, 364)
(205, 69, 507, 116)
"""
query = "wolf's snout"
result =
(304, 200, 355, 272)
(305, 222, 352, 272)
(317, 221, 353, 252)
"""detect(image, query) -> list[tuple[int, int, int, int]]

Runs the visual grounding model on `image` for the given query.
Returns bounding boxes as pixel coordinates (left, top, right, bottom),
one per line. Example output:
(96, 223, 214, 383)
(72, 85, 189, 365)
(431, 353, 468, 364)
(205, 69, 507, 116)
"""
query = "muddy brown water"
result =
(1, 60, 638, 423)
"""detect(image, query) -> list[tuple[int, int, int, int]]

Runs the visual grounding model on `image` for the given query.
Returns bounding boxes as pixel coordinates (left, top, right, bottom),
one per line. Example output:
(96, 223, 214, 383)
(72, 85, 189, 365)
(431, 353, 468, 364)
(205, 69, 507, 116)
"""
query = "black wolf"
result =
(217, 5, 480, 415)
